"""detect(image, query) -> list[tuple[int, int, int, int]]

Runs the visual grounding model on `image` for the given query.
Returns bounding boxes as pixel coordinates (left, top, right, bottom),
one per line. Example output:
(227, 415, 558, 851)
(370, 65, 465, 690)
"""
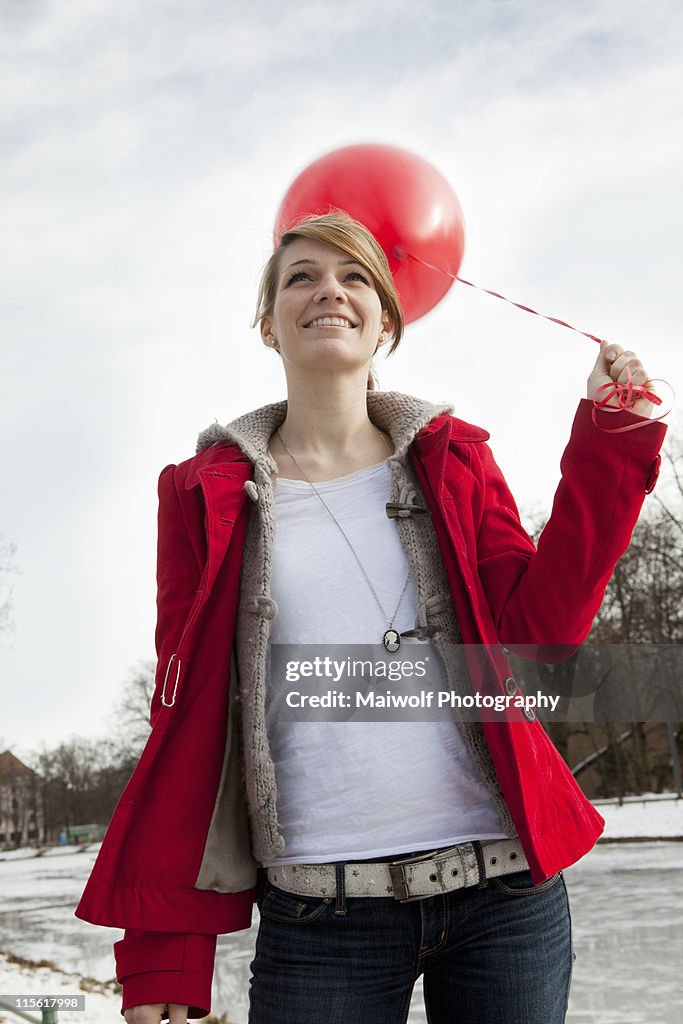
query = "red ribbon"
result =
(591, 368, 669, 433)
(395, 247, 670, 432)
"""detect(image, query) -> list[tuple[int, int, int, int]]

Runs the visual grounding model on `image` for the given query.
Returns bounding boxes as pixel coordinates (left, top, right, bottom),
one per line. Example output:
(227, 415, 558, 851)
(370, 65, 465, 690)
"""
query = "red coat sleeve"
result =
(114, 930, 217, 1019)
(476, 399, 666, 653)
(149, 464, 205, 725)
(114, 469, 216, 1018)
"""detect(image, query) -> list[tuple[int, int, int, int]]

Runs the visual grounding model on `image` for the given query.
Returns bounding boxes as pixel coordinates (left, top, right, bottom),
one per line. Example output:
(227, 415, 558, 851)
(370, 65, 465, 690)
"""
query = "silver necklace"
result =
(275, 428, 410, 653)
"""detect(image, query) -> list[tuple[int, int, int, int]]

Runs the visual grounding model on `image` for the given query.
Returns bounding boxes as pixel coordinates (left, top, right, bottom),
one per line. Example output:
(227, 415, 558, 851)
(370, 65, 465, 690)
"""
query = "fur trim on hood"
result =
(196, 391, 454, 467)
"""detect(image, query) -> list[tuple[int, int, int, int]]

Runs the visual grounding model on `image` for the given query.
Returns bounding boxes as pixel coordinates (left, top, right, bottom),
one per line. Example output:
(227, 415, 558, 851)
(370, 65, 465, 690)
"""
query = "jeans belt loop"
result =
(334, 862, 347, 916)
(471, 840, 489, 889)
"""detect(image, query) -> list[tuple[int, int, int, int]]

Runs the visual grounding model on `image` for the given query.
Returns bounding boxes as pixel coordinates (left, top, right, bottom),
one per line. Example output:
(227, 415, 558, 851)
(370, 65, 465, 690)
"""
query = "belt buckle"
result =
(387, 849, 440, 903)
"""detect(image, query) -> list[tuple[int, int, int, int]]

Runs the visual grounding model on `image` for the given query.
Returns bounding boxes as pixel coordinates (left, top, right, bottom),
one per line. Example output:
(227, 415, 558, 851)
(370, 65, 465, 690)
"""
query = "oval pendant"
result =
(383, 629, 401, 653)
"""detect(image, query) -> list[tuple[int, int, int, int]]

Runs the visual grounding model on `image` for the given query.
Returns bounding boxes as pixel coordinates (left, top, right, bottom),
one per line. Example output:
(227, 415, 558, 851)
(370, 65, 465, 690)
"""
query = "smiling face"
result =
(260, 236, 391, 383)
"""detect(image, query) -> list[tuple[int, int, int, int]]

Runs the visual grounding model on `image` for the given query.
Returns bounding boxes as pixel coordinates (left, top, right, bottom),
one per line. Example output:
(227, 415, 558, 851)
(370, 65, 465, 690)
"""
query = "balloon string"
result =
(395, 245, 608, 344)
(395, 246, 669, 432)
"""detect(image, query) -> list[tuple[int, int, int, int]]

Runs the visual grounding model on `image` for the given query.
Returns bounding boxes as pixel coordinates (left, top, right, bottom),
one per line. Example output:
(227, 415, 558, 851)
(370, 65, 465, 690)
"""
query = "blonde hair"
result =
(253, 212, 405, 388)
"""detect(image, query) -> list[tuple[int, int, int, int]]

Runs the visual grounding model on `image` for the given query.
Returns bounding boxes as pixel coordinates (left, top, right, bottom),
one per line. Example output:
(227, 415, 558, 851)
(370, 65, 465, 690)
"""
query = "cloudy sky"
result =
(2, 0, 682, 752)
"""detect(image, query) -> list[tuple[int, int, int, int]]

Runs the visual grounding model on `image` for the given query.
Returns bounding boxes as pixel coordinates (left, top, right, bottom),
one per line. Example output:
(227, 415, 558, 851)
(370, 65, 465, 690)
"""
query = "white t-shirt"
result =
(264, 460, 506, 866)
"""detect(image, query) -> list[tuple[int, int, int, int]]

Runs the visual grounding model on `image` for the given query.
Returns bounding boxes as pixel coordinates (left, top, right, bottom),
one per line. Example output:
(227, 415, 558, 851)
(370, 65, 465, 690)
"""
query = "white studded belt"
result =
(266, 837, 529, 903)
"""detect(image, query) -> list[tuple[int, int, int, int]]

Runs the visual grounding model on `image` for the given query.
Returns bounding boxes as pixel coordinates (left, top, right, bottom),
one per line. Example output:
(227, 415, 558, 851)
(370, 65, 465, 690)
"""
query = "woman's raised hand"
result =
(587, 341, 655, 418)
(124, 1004, 189, 1023)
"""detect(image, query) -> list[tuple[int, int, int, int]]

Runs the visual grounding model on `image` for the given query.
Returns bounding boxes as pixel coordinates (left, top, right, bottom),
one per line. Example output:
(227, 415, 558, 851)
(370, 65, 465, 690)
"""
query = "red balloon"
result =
(274, 144, 465, 324)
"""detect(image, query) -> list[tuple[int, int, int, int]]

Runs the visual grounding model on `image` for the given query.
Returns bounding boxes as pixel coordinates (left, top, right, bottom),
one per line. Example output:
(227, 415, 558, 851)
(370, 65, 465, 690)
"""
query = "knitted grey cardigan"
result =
(197, 391, 516, 866)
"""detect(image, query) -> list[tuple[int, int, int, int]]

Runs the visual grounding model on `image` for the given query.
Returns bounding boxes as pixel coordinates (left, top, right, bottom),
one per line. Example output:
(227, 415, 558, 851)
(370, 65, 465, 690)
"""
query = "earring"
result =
(378, 332, 387, 346)
(271, 337, 280, 351)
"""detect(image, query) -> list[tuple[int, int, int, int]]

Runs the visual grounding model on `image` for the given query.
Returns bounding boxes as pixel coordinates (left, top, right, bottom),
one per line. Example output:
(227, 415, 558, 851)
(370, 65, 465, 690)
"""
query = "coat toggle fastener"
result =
(400, 624, 443, 641)
(386, 502, 430, 519)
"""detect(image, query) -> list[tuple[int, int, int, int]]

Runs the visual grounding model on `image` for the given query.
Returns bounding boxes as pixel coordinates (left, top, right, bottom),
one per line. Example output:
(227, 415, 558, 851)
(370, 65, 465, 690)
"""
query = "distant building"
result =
(0, 750, 44, 847)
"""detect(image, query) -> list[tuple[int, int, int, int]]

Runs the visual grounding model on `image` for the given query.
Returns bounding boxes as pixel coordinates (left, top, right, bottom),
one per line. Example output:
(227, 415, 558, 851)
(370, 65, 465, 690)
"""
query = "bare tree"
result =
(111, 660, 155, 757)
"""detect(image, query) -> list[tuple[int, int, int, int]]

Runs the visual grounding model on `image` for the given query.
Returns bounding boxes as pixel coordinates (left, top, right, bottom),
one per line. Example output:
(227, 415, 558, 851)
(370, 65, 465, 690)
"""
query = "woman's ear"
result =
(381, 310, 394, 341)
(260, 317, 278, 350)
(374, 312, 393, 353)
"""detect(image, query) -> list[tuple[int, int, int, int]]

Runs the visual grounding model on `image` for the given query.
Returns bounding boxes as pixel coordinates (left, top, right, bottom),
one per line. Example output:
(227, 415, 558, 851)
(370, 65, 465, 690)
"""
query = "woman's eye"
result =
(284, 269, 371, 286)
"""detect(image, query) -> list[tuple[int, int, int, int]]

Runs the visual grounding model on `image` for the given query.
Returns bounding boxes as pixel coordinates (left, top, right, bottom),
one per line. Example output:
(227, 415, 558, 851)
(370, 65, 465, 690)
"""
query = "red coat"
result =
(76, 398, 664, 1017)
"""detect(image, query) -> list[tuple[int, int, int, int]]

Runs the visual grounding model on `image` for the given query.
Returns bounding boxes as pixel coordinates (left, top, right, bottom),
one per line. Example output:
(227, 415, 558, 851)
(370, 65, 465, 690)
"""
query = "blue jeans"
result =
(249, 868, 574, 1023)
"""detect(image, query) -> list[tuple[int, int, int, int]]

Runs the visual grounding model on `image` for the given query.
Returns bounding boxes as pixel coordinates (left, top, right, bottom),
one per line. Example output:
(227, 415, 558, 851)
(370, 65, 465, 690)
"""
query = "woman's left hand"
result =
(587, 341, 655, 418)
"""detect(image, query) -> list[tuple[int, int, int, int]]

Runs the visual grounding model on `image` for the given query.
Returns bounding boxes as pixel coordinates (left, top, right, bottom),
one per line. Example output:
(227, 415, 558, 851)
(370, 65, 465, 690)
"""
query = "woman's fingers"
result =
(168, 1004, 190, 1024)
(607, 348, 646, 384)
(124, 1006, 167, 1024)
(600, 345, 651, 387)
(123, 1004, 188, 1024)
(618, 362, 648, 387)
(602, 341, 622, 367)
(587, 342, 656, 416)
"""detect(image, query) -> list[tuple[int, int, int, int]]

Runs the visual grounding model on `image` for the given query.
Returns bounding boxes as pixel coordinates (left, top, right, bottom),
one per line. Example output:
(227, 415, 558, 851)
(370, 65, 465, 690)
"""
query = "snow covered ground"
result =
(0, 796, 681, 1023)
(593, 792, 683, 839)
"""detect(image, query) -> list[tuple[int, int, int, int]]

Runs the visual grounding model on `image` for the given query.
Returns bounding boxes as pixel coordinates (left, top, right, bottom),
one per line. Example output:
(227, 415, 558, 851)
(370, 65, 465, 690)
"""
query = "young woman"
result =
(76, 213, 666, 1024)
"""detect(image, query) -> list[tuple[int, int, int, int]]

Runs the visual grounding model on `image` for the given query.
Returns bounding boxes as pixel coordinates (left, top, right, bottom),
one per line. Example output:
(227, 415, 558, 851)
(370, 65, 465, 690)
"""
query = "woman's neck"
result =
(271, 383, 393, 482)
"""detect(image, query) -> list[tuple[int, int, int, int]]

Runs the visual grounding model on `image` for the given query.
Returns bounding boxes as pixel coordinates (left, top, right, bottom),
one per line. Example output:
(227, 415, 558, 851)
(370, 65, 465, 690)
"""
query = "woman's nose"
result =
(313, 273, 346, 303)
